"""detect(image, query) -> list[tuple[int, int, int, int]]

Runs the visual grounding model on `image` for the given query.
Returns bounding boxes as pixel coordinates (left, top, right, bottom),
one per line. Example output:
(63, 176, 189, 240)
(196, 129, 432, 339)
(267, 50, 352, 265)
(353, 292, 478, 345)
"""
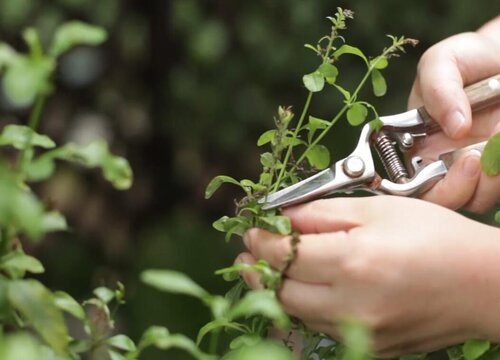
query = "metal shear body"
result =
(262, 74, 500, 210)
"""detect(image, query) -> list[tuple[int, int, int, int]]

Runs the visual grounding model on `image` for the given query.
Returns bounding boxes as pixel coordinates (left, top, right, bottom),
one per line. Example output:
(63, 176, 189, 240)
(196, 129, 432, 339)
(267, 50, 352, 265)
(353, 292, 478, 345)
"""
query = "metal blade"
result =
(260, 167, 336, 210)
(438, 141, 486, 169)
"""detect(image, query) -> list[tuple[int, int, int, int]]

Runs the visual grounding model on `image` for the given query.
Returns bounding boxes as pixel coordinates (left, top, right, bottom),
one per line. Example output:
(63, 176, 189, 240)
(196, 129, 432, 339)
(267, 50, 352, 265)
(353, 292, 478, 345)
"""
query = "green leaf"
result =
(347, 103, 368, 126)
(224, 340, 294, 360)
(481, 133, 500, 176)
(306, 116, 330, 143)
(27, 140, 133, 190)
(50, 21, 108, 58)
(141, 269, 209, 300)
(229, 290, 290, 329)
(138, 328, 215, 360)
(0, 170, 45, 239)
(495, 211, 500, 224)
(260, 153, 274, 168)
(108, 349, 126, 360)
(371, 69, 387, 97)
(41, 211, 68, 233)
(107, 335, 137, 352)
(333, 44, 368, 64)
(8, 280, 69, 355)
(340, 319, 372, 360)
(463, 340, 490, 360)
(0, 43, 18, 69)
(205, 175, 240, 199)
(2, 56, 54, 107)
(93, 287, 115, 304)
(259, 215, 292, 235)
(447, 345, 464, 360)
(317, 63, 338, 84)
(333, 84, 351, 101)
(305, 144, 330, 169)
(370, 56, 388, 69)
(229, 334, 261, 350)
(53, 291, 85, 320)
(0, 251, 44, 277)
(0, 333, 44, 360)
(282, 136, 305, 147)
(0, 125, 56, 150)
(257, 130, 277, 146)
(196, 319, 246, 346)
(303, 72, 325, 92)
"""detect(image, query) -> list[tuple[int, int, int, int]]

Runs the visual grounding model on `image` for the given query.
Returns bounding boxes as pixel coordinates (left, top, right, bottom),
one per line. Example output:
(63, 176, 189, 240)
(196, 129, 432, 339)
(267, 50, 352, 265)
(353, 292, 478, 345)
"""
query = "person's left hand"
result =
(237, 196, 500, 358)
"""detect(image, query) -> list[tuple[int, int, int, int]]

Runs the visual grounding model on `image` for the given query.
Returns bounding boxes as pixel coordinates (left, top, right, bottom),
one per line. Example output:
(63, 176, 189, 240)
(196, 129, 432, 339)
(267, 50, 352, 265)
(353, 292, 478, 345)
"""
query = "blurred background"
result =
(0, 0, 498, 358)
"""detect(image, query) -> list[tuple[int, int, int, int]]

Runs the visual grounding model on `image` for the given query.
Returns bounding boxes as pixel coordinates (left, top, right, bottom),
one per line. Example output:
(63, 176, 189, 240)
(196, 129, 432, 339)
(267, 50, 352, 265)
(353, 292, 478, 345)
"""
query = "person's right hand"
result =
(407, 18, 500, 213)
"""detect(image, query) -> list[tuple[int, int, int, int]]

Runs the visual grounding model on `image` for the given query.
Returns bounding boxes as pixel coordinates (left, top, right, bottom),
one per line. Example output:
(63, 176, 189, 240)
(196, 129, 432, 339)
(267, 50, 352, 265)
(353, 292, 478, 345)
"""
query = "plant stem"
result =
(17, 95, 47, 174)
(273, 92, 313, 192)
(28, 95, 46, 131)
(209, 329, 220, 355)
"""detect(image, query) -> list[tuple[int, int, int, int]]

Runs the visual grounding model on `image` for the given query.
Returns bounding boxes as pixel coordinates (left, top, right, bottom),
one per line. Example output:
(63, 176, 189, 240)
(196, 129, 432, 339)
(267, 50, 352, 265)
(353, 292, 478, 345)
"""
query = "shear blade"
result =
(260, 168, 336, 210)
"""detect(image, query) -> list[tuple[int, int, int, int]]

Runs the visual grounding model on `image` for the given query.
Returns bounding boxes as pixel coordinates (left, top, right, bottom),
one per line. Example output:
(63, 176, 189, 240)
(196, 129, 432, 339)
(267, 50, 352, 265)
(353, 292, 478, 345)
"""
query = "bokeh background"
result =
(0, 0, 499, 358)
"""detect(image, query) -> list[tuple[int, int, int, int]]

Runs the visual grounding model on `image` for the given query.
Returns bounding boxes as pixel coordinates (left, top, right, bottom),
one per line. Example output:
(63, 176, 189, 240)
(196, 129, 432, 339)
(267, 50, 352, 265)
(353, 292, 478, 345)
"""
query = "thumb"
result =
(409, 33, 500, 139)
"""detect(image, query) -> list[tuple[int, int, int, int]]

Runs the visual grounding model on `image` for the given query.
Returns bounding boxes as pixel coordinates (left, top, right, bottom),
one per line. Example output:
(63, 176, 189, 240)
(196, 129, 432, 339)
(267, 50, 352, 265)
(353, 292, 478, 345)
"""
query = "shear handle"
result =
(419, 73, 500, 135)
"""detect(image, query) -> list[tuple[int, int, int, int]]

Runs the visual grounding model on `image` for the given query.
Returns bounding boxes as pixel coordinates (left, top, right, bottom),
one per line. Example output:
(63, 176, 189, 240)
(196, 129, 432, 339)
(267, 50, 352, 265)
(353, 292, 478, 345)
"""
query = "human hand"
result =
(237, 197, 500, 357)
(407, 24, 500, 212)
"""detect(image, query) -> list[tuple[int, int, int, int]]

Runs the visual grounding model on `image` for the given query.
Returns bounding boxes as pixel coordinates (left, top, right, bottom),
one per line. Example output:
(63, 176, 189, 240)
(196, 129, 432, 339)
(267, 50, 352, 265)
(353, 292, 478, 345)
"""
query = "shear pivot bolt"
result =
(343, 156, 365, 178)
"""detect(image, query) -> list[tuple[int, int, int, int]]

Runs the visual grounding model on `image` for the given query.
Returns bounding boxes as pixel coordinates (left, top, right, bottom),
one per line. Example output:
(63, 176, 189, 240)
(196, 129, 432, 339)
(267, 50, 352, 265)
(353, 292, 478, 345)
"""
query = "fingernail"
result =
(462, 151, 481, 178)
(445, 110, 466, 138)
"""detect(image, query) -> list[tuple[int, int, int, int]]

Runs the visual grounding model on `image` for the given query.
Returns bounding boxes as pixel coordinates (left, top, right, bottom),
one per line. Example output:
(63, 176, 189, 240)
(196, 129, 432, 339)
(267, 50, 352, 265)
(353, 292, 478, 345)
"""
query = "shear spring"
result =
(374, 132, 408, 183)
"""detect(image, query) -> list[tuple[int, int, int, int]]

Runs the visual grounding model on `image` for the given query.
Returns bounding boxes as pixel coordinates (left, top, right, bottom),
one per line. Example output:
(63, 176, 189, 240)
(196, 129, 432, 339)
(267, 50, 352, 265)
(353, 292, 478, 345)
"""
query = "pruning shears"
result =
(261, 73, 500, 210)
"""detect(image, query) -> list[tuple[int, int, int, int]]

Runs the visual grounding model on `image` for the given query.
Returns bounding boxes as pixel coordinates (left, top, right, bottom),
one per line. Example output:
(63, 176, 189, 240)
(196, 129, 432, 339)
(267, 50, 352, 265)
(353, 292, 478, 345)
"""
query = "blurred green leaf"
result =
(0, 125, 55, 150)
(495, 211, 500, 224)
(463, 340, 490, 360)
(347, 103, 368, 126)
(0, 167, 44, 239)
(141, 269, 209, 301)
(50, 21, 107, 58)
(340, 319, 372, 360)
(53, 291, 85, 320)
(8, 280, 69, 355)
(305, 144, 330, 169)
(2, 56, 54, 107)
(481, 133, 500, 176)
(0, 333, 44, 360)
(371, 69, 387, 97)
(229, 334, 261, 350)
(0, 251, 44, 278)
(306, 116, 330, 143)
(0, 277, 9, 320)
(196, 319, 246, 346)
(108, 349, 126, 360)
(303, 72, 324, 92)
(229, 290, 290, 329)
(41, 211, 68, 233)
(107, 335, 136, 352)
(224, 340, 294, 360)
(205, 175, 240, 199)
(27, 140, 133, 190)
(0, 43, 18, 68)
(93, 287, 115, 304)
(138, 326, 215, 360)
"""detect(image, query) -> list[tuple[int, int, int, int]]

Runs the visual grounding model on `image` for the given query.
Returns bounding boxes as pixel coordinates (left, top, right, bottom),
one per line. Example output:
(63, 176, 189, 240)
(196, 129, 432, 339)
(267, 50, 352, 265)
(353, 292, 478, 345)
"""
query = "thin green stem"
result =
(17, 94, 47, 174)
(272, 91, 313, 192)
(208, 329, 220, 355)
(28, 95, 46, 131)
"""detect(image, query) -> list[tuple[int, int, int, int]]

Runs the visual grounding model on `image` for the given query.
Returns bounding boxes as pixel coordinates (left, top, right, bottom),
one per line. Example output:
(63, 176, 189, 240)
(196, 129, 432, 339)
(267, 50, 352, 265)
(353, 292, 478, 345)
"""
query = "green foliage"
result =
(463, 340, 491, 360)
(480, 132, 500, 176)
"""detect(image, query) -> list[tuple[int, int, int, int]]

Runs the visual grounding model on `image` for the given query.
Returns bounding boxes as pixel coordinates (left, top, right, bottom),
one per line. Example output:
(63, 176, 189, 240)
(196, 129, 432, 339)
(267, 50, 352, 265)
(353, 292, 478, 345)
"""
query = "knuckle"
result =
(272, 237, 291, 269)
